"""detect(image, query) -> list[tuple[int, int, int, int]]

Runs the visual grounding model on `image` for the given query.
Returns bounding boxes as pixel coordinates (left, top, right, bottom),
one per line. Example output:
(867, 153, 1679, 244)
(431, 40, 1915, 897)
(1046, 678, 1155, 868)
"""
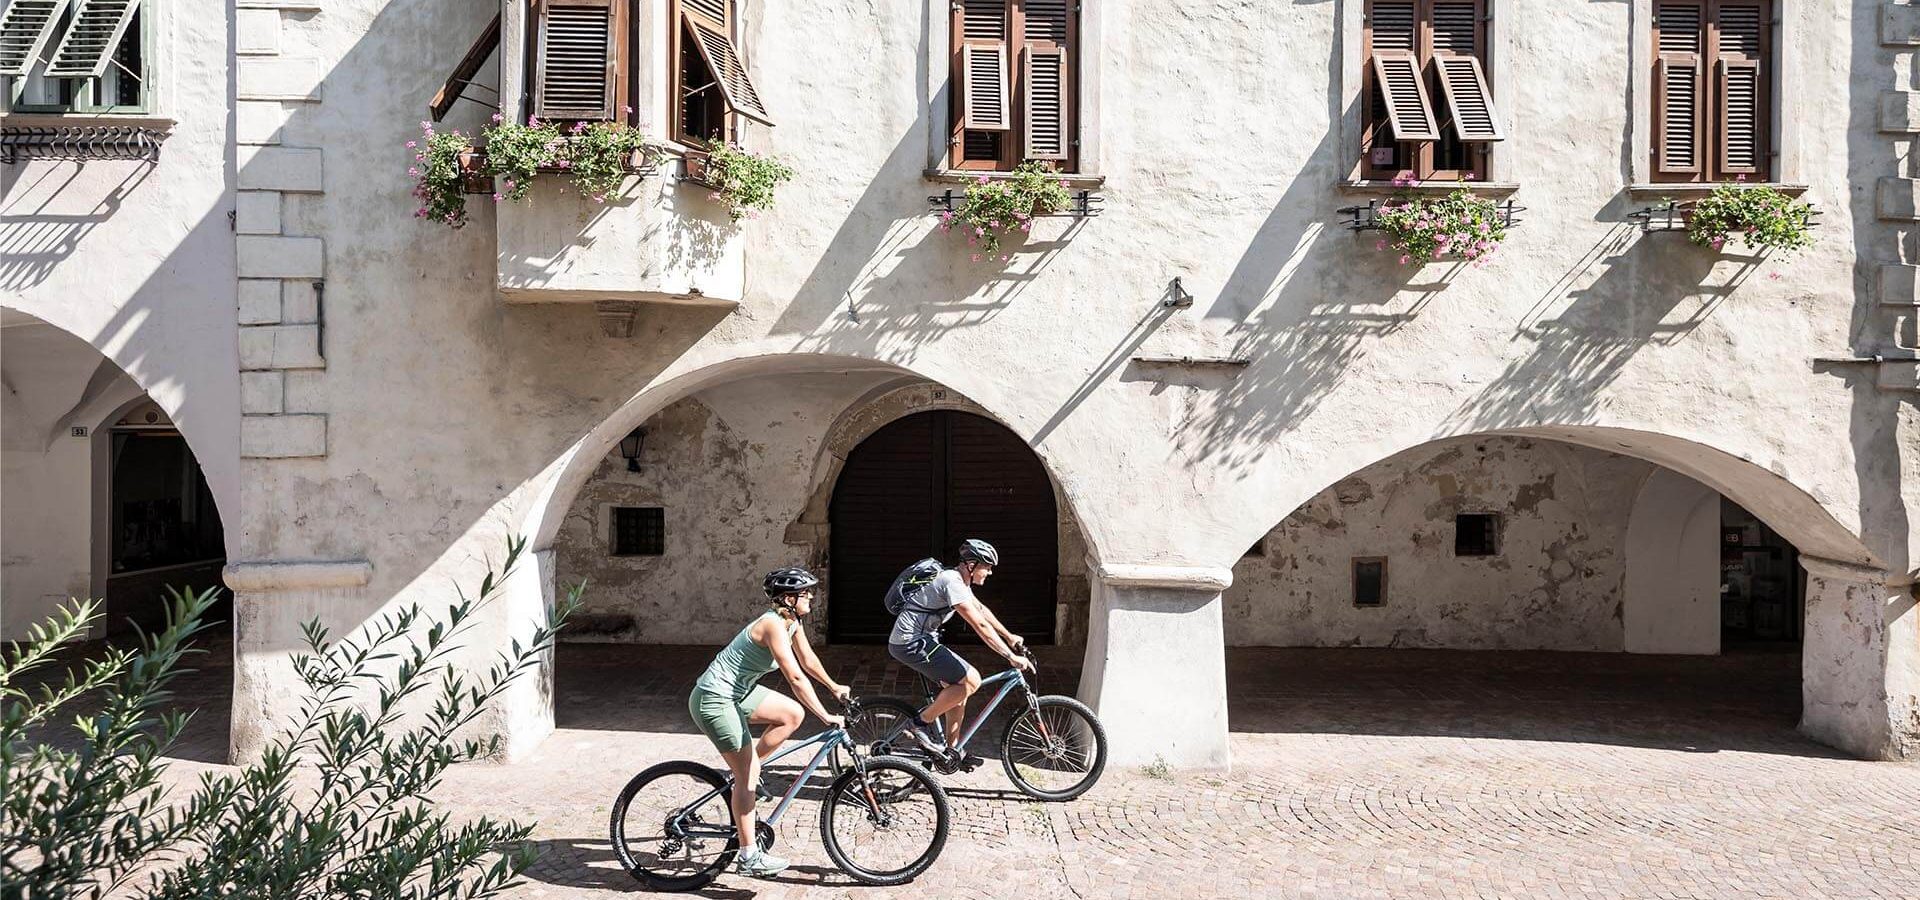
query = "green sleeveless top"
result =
(693, 610, 795, 701)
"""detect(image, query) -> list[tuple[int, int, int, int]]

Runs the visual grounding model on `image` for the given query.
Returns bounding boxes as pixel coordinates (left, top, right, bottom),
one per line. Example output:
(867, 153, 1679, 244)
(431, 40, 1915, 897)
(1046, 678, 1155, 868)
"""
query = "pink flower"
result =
(974, 227, 986, 237)
(999, 254, 1009, 261)
(971, 253, 982, 262)
(408, 167, 420, 177)
(490, 112, 503, 123)
(1399, 255, 1412, 265)
(492, 193, 503, 202)
(622, 105, 634, 114)
(1735, 174, 1748, 182)
(419, 120, 432, 130)
(1375, 239, 1388, 250)
(977, 175, 990, 185)
(558, 159, 570, 168)
(1463, 173, 1476, 181)
(527, 116, 542, 126)
(1059, 179, 1069, 189)
(1021, 222, 1032, 233)
(405, 140, 417, 149)
(1767, 272, 1782, 281)
(504, 179, 516, 189)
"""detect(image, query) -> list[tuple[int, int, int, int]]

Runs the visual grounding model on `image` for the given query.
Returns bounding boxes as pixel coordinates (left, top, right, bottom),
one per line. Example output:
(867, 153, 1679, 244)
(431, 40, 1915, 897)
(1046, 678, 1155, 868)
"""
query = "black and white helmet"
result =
(956, 539, 999, 566)
(763, 566, 820, 598)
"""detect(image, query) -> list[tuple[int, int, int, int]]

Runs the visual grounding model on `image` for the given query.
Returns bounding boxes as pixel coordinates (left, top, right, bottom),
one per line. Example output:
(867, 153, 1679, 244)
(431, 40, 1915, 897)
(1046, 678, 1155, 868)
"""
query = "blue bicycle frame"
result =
(672, 726, 854, 838)
(926, 668, 1031, 753)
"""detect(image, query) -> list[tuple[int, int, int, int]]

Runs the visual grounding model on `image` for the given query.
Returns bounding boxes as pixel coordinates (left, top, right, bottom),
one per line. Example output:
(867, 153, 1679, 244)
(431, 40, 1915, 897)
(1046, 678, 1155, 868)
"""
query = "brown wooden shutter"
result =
(1652, 2, 1706, 178)
(0, 0, 72, 77)
(430, 13, 501, 122)
(1429, 1, 1499, 142)
(682, 0, 773, 126)
(1372, 52, 1440, 142)
(1021, 0, 1072, 160)
(534, 0, 617, 120)
(42, 0, 138, 78)
(1713, 0, 1767, 177)
(960, 1, 1011, 132)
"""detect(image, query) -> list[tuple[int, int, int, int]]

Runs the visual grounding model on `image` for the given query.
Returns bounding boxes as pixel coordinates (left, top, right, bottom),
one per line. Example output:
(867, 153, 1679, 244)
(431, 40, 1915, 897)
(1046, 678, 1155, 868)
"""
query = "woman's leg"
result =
(719, 744, 759, 852)
(749, 690, 804, 761)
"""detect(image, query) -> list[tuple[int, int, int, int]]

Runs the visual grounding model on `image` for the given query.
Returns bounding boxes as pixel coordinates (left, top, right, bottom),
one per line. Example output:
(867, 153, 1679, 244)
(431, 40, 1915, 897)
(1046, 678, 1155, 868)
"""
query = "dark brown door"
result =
(829, 410, 1059, 644)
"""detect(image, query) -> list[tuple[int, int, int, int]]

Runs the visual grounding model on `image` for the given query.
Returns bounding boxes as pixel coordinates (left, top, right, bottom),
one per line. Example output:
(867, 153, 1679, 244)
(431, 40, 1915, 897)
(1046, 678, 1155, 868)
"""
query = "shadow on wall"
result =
(0, 163, 152, 290)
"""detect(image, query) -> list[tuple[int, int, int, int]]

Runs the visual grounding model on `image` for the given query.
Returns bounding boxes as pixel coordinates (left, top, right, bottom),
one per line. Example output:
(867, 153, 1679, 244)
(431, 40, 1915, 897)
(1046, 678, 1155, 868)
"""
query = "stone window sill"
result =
(1627, 182, 1808, 199)
(1, 113, 175, 130)
(925, 168, 1106, 189)
(1338, 179, 1520, 196)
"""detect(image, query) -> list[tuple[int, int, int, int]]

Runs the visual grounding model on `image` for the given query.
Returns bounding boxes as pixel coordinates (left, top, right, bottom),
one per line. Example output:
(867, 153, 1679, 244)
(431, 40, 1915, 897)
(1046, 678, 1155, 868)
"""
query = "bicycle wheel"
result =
(609, 760, 738, 891)
(847, 696, 927, 759)
(1000, 695, 1107, 801)
(819, 756, 950, 885)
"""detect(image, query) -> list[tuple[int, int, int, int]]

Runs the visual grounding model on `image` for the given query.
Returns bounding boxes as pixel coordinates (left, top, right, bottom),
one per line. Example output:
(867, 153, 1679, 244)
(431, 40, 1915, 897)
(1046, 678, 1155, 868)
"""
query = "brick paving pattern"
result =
(33, 639, 1920, 898)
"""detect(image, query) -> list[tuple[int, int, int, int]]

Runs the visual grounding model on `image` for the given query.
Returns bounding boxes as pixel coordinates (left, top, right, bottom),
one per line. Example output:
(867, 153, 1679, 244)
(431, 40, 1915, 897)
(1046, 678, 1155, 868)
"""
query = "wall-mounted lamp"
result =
(619, 427, 646, 472)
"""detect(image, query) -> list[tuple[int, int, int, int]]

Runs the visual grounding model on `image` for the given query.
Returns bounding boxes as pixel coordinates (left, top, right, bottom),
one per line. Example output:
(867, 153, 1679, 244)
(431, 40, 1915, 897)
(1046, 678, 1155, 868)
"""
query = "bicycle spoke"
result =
(615, 770, 734, 883)
(824, 763, 944, 880)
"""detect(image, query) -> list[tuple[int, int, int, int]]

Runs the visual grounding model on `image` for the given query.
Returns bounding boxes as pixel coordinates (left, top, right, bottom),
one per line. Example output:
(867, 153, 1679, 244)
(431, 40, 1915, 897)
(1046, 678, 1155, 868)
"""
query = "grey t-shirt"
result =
(887, 568, 976, 645)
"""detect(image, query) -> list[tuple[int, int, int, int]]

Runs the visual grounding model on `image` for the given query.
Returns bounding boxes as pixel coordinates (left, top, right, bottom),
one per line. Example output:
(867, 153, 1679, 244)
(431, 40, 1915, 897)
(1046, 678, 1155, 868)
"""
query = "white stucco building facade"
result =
(3, 0, 1918, 771)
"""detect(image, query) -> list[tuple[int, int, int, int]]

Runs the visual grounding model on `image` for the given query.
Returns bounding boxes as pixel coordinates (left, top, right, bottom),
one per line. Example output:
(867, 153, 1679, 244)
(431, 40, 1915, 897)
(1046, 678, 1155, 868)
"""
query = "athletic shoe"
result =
(734, 847, 789, 878)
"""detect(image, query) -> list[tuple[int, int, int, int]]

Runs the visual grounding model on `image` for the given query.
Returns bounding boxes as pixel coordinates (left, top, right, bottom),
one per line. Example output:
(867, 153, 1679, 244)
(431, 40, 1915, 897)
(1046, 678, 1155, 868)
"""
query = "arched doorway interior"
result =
(101, 400, 228, 636)
(828, 410, 1059, 643)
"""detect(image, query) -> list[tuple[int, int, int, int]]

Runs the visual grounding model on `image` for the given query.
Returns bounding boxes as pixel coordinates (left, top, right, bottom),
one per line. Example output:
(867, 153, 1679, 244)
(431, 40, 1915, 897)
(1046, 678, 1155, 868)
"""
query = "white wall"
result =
(1, 322, 101, 636)
(1623, 469, 1722, 654)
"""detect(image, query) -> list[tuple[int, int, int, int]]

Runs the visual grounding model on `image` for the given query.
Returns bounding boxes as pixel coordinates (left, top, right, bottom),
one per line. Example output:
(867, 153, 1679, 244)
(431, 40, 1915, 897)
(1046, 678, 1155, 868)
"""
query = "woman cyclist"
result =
(687, 566, 850, 878)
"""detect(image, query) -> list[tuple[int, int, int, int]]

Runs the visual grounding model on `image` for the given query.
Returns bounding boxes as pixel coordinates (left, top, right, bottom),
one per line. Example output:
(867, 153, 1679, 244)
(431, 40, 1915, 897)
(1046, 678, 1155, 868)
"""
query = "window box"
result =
(1629, 181, 1818, 253)
(1338, 186, 1522, 265)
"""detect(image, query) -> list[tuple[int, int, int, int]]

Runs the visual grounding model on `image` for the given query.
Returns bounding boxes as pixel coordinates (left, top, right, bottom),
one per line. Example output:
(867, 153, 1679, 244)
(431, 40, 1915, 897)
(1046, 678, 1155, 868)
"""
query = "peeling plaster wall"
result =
(1226, 437, 1658, 651)
(552, 376, 1093, 646)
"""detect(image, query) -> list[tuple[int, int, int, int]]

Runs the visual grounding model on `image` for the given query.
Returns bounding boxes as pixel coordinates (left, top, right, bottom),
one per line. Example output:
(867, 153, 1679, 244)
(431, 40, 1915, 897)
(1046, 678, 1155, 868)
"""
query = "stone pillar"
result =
(225, 560, 373, 764)
(1077, 564, 1232, 771)
(1799, 556, 1919, 760)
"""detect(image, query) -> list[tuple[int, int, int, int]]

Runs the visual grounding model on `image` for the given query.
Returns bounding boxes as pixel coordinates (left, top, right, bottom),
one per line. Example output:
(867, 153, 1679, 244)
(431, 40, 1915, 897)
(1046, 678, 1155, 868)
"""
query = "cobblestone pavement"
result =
(43, 640, 1920, 898)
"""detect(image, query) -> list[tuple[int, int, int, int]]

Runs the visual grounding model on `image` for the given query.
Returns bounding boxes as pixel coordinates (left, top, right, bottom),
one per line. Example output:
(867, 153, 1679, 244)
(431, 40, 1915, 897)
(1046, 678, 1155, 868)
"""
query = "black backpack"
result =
(883, 558, 945, 616)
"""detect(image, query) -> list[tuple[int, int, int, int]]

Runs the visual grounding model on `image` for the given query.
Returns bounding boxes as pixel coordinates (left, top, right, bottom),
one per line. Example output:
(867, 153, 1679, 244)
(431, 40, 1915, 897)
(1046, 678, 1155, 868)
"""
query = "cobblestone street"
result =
(124, 641, 1920, 898)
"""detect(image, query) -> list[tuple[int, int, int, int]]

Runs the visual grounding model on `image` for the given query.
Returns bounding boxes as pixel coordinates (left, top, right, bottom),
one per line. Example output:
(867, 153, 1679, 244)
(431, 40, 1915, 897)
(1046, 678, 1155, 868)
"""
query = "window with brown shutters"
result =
(671, 0, 772, 148)
(1360, 0, 1496, 182)
(531, 0, 626, 122)
(950, 0, 1078, 172)
(1651, 0, 1771, 183)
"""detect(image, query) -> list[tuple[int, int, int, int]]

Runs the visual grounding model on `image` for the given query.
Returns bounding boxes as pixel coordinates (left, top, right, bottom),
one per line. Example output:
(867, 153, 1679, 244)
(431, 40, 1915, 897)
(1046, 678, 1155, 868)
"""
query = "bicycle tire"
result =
(1000, 695, 1108, 801)
(609, 759, 737, 892)
(846, 696, 929, 760)
(818, 755, 951, 885)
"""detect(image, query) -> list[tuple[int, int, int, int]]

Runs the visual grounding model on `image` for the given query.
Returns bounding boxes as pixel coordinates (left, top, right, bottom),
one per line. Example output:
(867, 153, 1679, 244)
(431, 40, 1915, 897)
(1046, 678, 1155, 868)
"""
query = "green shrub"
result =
(2, 537, 579, 899)
(701, 141, 795, 222)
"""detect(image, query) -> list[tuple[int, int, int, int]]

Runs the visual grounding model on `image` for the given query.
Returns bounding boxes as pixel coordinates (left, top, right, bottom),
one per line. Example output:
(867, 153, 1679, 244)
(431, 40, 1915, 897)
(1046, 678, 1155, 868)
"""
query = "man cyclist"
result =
(886, 539, 1035, 761)
(687, 566, 849, 879)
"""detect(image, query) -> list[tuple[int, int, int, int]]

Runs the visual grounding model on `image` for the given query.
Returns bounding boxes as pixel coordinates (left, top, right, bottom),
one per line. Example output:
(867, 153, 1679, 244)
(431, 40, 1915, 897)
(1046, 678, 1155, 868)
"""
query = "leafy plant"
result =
(2, 538, 581, 900)
(1372, 183, 1507, 266)
(701, 140, 795, 222)
(1686, 180, 1816, 254)
(408, 122, 479, 229)
(481, 116, 567, 204)
(942, 161, 1072, 261)
(559, 120, 653, 203)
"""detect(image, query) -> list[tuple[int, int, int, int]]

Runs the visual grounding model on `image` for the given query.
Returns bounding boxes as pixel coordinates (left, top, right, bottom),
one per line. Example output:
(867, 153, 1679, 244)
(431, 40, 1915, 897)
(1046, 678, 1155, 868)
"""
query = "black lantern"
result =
(619, 428, 646, 472)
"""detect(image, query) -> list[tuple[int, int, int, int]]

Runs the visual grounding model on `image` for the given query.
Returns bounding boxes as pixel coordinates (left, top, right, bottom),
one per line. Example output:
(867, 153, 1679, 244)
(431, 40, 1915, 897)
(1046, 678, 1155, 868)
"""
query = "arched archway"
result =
(1207, 428, 1911, 761)
(827, 409, 1060, 643)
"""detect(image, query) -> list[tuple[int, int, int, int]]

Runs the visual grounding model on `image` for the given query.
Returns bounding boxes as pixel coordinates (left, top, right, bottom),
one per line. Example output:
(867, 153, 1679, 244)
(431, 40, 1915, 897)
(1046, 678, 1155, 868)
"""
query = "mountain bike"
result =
(849, 666, 1107, 801)
(609, 702, 950, 890)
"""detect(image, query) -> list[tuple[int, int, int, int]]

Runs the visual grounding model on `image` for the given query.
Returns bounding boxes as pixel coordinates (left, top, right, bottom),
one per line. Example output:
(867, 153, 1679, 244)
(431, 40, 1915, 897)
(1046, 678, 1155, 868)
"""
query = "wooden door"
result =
(828, 410, 1058, 644)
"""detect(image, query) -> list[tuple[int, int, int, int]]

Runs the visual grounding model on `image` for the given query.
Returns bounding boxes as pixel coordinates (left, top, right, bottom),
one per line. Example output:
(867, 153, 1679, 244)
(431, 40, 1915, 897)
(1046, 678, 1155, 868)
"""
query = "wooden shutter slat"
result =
(534, 0, 615, 120)
(1717, 59, 1760, 174)
(685, 13, 773, 126)
(43, 0, 138, 79)
(1430, 1, 1479, 56)
(1368, 1, 1417, 53)
(1372, 51, 1440, 142)
(1023, 45, 1067, 159)
(1436, 55, 1501, 142)
(962, 43, 1010, 131)
(0, 0, 70, 76)
(1652, 2, 1706, 177)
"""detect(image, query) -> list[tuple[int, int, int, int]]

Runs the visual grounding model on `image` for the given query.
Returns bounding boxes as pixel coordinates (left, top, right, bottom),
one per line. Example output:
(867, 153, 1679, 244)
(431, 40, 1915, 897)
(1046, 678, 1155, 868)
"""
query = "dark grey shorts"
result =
(889, 636, 970, 686)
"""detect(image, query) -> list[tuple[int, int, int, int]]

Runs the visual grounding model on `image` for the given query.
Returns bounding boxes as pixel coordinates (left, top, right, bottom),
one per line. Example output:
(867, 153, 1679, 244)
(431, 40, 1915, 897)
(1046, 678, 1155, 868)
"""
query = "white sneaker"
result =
(734, 847, 789, 878)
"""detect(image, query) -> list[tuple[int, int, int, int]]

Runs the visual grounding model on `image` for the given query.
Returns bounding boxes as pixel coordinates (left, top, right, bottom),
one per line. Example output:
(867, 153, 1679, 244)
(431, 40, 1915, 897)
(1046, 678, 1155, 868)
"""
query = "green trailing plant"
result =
(2, 537, 581, 900)
(559, 119, 653, 203)
(700, 140, 795, 222)
(479, 116, 566, 204)
(409, 122, 479, 228)
(942, 161, 1072, 261)
(1372, 180, 1507, 266)
(1686, 179, 1816, 254)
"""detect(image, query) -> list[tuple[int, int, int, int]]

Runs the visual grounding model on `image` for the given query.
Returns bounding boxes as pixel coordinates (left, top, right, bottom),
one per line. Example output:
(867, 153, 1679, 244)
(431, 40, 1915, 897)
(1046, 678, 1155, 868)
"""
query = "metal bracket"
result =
(0, 126, 166, 164)
(1336, 197, 1525, 233)
(927, 188, 1104, 219)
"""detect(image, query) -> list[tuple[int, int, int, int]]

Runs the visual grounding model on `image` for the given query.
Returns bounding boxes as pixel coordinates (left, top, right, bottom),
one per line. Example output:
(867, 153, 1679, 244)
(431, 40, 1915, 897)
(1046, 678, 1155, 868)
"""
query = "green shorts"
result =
(688, 684, 773, 753)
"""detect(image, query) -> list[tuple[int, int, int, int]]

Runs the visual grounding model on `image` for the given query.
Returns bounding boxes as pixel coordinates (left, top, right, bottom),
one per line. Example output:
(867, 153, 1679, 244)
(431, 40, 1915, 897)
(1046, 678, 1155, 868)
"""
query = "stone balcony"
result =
(495, 162, 743, 309)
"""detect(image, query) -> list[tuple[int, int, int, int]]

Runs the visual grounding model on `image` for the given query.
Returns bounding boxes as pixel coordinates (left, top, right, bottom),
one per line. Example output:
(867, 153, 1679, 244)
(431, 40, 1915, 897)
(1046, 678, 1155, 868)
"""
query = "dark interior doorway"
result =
(1720, 498, 1801, 646)
(104, 410, 227, 637)
(828, 410, 1058, 644)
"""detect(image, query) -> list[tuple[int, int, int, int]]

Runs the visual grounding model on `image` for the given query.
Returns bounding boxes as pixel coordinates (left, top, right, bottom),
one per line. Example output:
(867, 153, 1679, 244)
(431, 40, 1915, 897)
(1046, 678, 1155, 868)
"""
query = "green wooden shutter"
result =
(42, 0, 137, 78)
(0, 0, 71, 77)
